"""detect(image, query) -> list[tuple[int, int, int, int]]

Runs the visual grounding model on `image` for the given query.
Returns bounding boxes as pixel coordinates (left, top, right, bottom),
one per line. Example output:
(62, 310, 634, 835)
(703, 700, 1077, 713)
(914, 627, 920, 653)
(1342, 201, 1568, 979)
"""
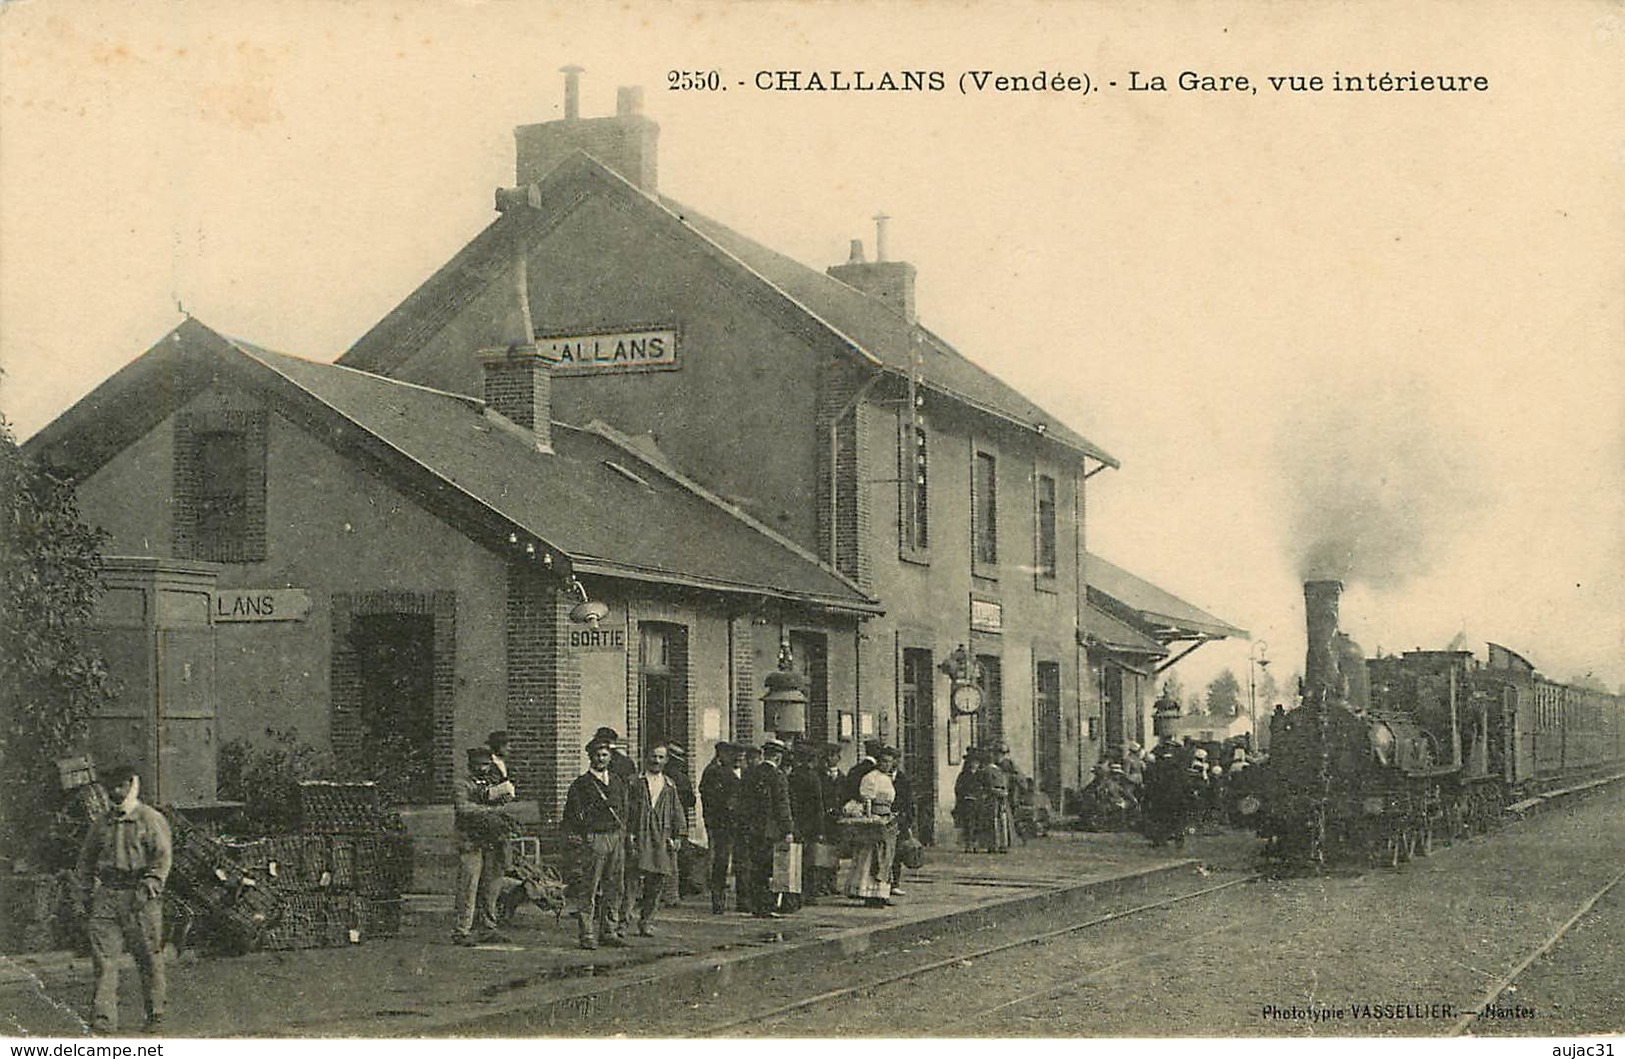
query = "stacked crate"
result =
(247, 783, 411, 950)
(165, 784, 412, 953)
(166, 813, 284, 954)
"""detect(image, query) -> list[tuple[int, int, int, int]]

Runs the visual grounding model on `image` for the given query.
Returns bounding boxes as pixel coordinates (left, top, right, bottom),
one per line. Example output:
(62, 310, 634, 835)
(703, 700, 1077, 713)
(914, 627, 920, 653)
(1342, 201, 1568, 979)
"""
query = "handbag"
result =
(769, 841, 803, 894)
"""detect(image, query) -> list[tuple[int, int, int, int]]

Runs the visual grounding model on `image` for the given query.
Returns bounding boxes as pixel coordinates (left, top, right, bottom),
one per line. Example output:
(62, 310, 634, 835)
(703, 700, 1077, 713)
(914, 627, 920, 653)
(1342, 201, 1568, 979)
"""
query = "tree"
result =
(1185, 691, 1207, 717)
(1205, 669, 1244, 719)
(0, 416, 115, 865)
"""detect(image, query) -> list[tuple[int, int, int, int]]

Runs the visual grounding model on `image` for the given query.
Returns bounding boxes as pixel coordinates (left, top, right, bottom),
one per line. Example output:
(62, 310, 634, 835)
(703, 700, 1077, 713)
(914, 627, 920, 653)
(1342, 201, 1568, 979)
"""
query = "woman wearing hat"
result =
(842, 746, 900, 907)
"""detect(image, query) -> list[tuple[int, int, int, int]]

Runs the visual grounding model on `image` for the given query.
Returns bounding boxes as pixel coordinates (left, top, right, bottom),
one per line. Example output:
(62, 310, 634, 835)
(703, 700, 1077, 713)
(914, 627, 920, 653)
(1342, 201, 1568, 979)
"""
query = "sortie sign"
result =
(213, 589, 311, 623)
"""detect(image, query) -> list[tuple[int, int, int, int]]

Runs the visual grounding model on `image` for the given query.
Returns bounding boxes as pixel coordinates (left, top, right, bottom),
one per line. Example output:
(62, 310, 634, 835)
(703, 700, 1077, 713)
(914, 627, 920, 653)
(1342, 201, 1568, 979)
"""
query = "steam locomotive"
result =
(1252, 580, 1625, 866)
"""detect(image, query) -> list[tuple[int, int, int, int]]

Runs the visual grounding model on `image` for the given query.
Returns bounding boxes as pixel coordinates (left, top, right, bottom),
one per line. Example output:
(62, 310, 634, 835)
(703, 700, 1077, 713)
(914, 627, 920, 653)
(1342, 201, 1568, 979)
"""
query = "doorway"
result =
(351, 612, 436, 803)
(900, 647, 937, 843)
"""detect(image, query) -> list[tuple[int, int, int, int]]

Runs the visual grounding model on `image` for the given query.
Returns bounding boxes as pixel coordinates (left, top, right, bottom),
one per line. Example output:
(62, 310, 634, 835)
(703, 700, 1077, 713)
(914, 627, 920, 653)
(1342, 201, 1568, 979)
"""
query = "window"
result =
(973, 450, 998, 572)
(1035, 474, 1057, 582)
(197, 432, 249, 554)
(639, 622, 689, 762)
(175, 411, 266, 563)
(900, 421, 929, 553)
(974, 653, 1002, 748)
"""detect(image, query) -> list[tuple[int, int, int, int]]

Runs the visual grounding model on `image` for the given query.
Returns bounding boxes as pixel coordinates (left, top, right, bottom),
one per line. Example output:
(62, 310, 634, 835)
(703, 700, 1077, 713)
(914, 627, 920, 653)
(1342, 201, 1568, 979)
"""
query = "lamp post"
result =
(1248, 641, 1269, 751)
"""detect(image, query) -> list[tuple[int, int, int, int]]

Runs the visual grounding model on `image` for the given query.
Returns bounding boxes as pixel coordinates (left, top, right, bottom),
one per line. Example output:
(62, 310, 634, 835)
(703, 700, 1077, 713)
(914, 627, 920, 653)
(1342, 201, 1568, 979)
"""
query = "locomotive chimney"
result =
(1303, 579, 1343, 707)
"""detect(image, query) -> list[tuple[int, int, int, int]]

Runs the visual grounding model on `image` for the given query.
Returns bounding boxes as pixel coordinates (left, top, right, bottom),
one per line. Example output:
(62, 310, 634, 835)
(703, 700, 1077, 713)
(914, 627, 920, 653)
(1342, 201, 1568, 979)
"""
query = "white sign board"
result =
(537, 329, 678, 375)
(213, 589, 311, 623)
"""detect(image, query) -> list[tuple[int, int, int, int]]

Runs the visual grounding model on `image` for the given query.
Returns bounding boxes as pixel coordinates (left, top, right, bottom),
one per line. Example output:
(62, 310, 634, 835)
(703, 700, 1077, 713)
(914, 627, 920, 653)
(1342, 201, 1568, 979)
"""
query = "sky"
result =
(2, 0, 1621, 698)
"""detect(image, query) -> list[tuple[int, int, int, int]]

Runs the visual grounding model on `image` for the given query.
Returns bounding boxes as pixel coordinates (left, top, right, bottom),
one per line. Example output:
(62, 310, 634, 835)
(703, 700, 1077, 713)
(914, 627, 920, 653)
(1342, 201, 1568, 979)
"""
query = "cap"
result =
(665, 742, 688, 758)
(467, 746, 493, 763)
(715, 741, 737, 753)
(1194, 748, 1209, 760)
(761, 738, 788, 754)
(486, 730, 510, 751)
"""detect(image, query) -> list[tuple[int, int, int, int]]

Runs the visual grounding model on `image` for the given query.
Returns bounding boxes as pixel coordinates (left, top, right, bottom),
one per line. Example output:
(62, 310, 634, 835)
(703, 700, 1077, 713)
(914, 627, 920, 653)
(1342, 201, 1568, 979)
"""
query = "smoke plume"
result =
(1277, 373, 1487, 589)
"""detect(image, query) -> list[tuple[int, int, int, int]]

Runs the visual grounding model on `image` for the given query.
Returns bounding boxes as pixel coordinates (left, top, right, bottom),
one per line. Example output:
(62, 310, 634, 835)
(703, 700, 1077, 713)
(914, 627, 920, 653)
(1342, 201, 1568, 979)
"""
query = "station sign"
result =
(213, 589, 311, 623)
(970, 598, 1004, 634)
(537, 329, 679, 375)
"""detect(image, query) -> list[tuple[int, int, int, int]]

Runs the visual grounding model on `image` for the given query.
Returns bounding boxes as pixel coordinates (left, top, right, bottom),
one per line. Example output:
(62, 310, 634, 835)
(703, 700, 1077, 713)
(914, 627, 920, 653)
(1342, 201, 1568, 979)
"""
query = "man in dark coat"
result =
(817, 744, 845, 896)
(785, 743, 826, 907)
(699, 742, 742, 913)
(592, 727, 639, 780)
(561, 738, 635, 949)
(738, 738, 795, 918)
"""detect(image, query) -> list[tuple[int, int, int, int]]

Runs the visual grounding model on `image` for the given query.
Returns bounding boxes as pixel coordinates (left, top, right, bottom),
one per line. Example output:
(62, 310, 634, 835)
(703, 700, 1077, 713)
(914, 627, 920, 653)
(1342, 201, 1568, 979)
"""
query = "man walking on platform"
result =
(628, 744, 687, 935)
(739, 739, 795, 918)
(452, 746, 520, 945)
(700, 742, 742, 913)
(562, 738, 634, 949)
(77, 764, 172, 1035)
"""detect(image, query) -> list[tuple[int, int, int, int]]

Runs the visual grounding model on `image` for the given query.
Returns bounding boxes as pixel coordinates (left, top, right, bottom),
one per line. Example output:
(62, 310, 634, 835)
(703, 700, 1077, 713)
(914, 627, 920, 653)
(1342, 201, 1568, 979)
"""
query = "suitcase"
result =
(769, 841, 803, 894)
(807, 840, 840, 870)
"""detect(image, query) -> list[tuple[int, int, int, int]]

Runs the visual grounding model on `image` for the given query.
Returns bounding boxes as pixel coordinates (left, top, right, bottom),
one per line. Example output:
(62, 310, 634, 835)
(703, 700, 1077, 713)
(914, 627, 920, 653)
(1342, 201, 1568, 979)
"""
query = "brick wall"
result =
(731, 615, 756, 744)
(815, 364, 875, 589)
(505, 569, 579, 823)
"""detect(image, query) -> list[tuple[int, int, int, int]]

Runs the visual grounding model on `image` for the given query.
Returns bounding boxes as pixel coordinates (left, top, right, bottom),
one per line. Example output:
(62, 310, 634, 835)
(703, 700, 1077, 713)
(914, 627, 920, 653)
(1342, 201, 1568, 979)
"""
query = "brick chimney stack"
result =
(826, 214, 917, 322)
(514, 68, 659, 192)
(478, 215, 551, 452)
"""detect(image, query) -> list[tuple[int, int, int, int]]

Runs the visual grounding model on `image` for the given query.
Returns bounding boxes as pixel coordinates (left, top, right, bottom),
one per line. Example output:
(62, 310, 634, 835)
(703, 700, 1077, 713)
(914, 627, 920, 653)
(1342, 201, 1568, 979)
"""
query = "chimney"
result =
(478, 224, 552, 452)
(826, 213, 917, 322)
(514, 68, 660, 192)
(1303, 580, 1343, 707)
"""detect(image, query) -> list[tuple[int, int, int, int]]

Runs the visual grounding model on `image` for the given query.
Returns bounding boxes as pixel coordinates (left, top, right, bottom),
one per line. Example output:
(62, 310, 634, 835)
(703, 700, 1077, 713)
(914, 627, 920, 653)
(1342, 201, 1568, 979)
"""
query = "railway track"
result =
(1448, 864, 1625, 1037)
(689, 874, 1259, 1037)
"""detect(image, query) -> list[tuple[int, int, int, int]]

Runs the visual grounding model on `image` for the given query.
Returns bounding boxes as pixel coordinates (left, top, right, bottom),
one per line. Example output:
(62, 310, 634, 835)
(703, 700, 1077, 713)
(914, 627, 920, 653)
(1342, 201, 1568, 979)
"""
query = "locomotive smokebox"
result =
(1303, 579, 1343, 707)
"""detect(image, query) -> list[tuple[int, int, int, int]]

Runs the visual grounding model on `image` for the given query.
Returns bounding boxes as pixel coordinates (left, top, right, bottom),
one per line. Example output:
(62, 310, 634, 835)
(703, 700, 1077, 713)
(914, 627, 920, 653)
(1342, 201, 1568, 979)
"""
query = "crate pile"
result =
(167, 782, 412, 953)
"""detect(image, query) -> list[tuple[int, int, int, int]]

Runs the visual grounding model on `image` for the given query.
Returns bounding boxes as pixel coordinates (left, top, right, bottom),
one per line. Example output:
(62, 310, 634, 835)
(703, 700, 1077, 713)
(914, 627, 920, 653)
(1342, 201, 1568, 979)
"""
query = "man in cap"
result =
(76, 763, 172, 1034)
(592, 727, 639, 780)
(452, 746, 521, 945)
(785, 742, 826, 908)
(699, 741, 743, 913)
(561, 737, 635, 949)
(738, 738, 795, 918)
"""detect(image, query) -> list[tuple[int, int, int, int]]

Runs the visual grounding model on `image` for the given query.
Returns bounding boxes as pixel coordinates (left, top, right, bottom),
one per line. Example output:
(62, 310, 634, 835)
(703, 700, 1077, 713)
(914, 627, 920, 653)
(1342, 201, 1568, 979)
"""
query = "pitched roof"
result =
(340, 152, 1117, 467)
(1085, 553, 1248, 642)
(30, 320, 879, 614)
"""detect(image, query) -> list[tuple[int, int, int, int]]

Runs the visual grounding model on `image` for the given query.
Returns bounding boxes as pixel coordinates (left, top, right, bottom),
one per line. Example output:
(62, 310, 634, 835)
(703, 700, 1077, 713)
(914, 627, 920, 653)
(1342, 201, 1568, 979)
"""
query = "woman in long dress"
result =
(843, 747, 900, 907)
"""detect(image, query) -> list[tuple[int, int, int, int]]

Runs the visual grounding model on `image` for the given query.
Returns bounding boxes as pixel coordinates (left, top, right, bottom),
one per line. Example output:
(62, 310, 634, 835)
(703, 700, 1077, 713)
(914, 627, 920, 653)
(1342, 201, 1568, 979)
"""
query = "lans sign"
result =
(536, 329, 678, 375)
(213, 589, 312, 623)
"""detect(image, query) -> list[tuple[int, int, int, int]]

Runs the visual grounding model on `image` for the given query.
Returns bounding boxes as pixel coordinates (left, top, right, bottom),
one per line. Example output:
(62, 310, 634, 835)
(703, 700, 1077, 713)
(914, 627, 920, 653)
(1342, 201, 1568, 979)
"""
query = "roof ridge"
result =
(581, 420, 877, 603)
(226, 336, 489, 411)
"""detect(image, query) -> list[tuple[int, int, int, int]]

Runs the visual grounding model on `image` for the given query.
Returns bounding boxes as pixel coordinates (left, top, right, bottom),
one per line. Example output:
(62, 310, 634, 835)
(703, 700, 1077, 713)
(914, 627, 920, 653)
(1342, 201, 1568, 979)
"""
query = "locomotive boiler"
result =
(1255, 579, 1625, 867)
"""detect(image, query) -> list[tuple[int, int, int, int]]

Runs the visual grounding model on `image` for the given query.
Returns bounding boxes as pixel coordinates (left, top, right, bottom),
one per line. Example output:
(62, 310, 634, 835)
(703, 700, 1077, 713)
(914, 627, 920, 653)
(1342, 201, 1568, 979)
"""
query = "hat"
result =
(665, 742, 687, 758)
(761, 738, 788, 755)
(1193, 748, 1209, 760)
(1108, 762, 1125, 774)
(102, 763, 139, 787)
(593, 726, 623, 743)
(876, 745, 900, 760)
(467, 746, 493, 763)
(714, 741, 737, 753)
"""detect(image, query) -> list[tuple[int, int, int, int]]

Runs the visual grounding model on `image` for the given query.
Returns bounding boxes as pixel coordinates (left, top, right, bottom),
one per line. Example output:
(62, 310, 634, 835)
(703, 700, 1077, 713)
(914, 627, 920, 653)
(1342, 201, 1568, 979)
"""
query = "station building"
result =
(27, 79, 1242, 844)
